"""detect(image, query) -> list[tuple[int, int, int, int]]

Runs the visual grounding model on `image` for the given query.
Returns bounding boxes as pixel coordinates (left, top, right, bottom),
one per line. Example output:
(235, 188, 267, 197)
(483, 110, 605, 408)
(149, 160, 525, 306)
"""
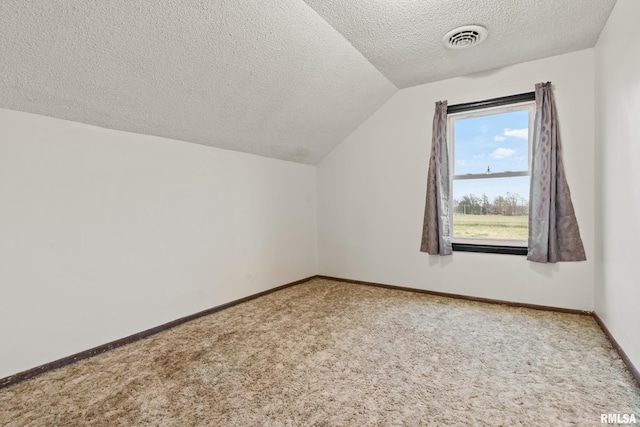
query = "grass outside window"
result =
(453, 213, 528, 240)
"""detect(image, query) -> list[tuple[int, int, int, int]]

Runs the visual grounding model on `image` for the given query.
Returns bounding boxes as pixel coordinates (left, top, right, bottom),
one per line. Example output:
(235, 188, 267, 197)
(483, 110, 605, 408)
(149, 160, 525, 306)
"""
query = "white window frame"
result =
(448, 101, 535, 248)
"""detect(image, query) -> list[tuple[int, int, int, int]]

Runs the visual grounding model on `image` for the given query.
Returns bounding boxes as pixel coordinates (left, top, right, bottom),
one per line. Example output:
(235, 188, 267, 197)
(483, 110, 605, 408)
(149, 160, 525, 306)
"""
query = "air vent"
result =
(443, 25, 488, 49)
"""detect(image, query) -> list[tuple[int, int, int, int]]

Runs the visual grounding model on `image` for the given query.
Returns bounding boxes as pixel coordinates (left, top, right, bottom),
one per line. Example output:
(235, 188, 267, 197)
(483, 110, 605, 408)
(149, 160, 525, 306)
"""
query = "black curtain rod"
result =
(447, 91, 535, 114)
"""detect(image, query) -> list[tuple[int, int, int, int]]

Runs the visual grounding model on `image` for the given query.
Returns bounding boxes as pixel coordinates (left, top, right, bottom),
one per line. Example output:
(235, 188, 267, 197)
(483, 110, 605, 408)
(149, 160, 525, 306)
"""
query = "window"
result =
(447, 93, 535, 255)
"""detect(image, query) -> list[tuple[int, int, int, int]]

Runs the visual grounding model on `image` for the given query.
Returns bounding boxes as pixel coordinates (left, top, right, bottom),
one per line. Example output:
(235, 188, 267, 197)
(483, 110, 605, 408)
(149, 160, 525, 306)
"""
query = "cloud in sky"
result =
(490, 148, 516, 159)
(504, 128, 528, 139)
(494, 135, 506, 142)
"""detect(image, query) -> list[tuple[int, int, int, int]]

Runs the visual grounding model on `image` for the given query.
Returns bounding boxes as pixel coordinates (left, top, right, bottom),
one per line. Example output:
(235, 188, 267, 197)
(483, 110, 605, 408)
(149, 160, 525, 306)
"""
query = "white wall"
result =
(317, 50, 595, 311)
(594, 0, 640, 371)
(0, 110, 317, 378)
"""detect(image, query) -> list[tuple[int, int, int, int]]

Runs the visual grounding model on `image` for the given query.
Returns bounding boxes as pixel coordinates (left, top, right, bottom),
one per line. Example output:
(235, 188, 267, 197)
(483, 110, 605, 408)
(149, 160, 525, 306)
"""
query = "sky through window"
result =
(453, 109, 529, 201)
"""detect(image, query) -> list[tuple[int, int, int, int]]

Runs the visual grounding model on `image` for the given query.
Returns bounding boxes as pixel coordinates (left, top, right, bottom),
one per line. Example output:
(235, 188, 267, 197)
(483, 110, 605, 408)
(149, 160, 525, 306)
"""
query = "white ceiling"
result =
(304, 0, 618, 89)
(0, 0, 616, 164)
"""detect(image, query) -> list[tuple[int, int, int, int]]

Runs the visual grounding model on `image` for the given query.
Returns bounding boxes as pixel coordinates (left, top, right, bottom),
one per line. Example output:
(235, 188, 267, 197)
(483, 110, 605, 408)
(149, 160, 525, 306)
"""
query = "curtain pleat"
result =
(421, 101, 452, 255)
(528, 82, 586, 263)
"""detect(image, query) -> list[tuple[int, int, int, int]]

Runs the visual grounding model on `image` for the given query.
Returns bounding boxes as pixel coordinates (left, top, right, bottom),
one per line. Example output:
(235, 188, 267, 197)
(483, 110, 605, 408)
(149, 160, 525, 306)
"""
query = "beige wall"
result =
(0, 110, 317, 378)
(317, 49, 595, 311)
(594, 0, 640, 371)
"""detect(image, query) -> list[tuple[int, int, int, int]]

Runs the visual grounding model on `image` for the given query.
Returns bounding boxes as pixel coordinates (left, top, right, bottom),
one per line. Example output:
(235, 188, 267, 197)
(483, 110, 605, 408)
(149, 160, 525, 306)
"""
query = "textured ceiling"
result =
(0, 1, 617, 164)
(304, 0, 617, 89)
(0, 0, 396, 164)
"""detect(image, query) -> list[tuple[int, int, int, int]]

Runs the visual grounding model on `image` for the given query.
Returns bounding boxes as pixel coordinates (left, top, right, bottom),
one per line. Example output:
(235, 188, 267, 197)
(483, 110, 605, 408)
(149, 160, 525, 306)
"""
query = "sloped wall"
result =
(0, 110, 317, 378)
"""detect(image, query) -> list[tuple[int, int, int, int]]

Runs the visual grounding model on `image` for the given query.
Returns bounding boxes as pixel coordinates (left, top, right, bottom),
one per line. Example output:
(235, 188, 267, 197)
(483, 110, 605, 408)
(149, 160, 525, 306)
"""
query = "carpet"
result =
(1, 278, 639, 426)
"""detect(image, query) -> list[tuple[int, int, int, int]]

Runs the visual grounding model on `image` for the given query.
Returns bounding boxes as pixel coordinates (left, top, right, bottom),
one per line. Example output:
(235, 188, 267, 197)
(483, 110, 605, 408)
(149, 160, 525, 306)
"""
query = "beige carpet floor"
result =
(1, 278, 639, 426)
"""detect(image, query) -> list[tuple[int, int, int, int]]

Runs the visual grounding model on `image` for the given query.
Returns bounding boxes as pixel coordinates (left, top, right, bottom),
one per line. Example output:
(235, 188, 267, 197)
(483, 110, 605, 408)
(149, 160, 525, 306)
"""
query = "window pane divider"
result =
(453, 171, 529, 180)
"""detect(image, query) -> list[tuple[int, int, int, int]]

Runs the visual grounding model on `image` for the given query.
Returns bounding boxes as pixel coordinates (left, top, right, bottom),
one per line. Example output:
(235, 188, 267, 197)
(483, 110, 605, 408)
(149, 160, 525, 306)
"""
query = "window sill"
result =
(452, 243, 527, 256)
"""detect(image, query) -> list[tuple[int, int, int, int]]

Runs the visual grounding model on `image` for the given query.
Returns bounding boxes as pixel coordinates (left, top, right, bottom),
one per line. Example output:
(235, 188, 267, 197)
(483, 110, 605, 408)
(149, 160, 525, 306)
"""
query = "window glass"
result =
(453, 110, 529, 175)
(452, 176, 529, 241)
(449, 103, 534, 247)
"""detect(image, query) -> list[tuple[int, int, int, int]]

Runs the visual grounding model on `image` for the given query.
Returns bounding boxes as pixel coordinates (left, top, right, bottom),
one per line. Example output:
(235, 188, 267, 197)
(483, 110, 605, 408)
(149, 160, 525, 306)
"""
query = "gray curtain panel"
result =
(421, 101, 452, 255)
(528, 82, 586, 263)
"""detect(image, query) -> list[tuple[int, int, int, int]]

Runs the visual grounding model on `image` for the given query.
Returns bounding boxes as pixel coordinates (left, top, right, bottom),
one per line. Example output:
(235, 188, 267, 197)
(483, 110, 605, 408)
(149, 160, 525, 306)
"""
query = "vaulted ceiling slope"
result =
(0, 1, 616, 164)
(0, 0, 396, 164)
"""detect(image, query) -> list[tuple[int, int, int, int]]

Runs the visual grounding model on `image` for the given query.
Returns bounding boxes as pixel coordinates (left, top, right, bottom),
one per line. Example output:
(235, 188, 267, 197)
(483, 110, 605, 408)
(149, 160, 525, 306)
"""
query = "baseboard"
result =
(0, 276, 316, 390)
(4, 274, 638, 391)
(593, 313, 640, 388)
(317, 275, 592, 316)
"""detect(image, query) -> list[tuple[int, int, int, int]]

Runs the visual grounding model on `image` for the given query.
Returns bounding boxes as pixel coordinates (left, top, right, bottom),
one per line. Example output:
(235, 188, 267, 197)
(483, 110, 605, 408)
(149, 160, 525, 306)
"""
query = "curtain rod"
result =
(447, 91, 535, 114)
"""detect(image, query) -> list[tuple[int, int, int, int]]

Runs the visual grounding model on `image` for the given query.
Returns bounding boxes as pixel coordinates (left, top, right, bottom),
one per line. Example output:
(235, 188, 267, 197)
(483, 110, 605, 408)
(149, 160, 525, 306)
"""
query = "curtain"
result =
(528, 82, 586, 263)
(420, 101, 452, 255)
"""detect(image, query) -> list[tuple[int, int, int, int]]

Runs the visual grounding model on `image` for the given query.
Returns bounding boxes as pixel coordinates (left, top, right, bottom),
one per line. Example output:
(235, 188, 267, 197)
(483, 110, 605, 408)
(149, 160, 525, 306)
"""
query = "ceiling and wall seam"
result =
(299, 1, 399, 92)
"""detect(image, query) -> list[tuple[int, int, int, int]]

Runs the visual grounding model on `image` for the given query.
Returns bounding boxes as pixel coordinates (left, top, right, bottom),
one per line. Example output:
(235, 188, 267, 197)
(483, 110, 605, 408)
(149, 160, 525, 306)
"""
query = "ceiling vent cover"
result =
(443, 25, 488, 49)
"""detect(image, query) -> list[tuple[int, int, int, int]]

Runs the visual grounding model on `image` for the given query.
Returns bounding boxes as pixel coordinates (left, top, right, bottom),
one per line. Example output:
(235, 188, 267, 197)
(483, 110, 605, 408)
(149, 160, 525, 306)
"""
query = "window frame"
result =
(447, 92, 536, 256)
